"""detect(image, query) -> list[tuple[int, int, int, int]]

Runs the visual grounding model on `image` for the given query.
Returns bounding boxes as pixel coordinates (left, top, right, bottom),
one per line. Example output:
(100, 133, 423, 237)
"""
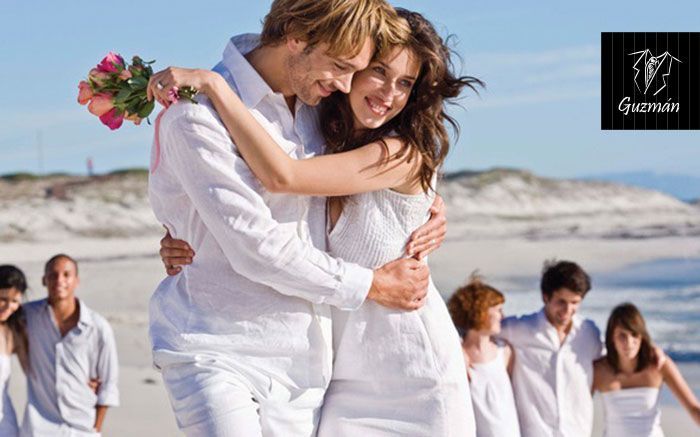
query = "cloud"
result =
(464, 44, 601, 109)
(469, 87, 600, 109)
(469, 44, 599, 68)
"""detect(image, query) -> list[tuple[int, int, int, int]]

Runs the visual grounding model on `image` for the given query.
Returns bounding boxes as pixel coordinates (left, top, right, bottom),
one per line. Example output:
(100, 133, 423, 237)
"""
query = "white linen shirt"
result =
(20, 298, 119, 437)
(148, 34, 373, 390)
(500, 309, 603, 437)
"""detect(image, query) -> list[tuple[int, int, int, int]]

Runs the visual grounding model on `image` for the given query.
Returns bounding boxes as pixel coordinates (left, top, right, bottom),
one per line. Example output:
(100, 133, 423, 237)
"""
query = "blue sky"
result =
(0, 0, 698, 178)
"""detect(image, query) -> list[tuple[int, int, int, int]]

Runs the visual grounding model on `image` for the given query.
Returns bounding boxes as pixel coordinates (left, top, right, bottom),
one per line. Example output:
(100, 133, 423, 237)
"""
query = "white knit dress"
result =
(317, 189, 475, 437)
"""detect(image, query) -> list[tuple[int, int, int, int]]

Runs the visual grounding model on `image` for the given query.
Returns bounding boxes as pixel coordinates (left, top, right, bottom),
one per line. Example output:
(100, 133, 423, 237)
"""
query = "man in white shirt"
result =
(147, 1, 443, 436)
(21, 254, 119, 437)
(500, 260, 604, 437)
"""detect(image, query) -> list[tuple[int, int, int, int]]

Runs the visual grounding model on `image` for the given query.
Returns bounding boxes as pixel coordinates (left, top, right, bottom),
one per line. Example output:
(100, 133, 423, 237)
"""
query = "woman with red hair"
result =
(448, 275, 521, 437)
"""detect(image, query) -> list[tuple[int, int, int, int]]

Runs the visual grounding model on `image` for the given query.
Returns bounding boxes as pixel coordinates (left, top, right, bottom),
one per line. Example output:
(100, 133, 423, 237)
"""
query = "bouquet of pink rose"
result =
(77, 52, 197, 130)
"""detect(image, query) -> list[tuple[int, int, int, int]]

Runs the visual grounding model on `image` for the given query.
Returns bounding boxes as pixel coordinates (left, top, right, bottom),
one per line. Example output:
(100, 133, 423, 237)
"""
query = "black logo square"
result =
(601, 32, 700, 130)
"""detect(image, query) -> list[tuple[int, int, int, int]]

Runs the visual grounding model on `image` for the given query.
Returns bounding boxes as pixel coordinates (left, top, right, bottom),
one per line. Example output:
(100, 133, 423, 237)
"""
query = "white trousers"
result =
(155, 351, 324, 437)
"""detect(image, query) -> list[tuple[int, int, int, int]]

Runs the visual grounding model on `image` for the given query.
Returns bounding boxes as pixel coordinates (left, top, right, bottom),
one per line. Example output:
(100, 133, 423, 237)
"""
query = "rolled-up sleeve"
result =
(95, 322, 119, 407)
(159, 104, 372, 310)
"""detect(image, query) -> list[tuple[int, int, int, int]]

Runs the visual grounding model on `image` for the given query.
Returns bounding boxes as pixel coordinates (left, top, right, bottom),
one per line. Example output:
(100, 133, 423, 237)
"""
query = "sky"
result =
(0, 0, 698, 178)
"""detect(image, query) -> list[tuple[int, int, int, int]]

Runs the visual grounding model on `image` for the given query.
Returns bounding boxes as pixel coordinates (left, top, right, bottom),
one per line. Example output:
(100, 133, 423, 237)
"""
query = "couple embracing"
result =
(147, 1, 481, 435)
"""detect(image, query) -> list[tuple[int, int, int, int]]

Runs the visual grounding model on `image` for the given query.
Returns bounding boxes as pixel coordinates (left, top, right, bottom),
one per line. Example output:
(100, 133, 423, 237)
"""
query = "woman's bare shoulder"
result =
(594, 356, 614, 375)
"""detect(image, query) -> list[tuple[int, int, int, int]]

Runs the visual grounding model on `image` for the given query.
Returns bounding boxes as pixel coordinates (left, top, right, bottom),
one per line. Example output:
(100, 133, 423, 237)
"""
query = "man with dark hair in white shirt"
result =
(21, 254, 119, 437)
(499, 260, 604, 437)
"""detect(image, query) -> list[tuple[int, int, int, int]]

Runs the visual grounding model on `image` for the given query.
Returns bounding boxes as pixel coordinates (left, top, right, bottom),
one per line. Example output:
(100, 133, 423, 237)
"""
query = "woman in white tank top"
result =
(447, 275, 521, 437)
(593, 303, 700, 437)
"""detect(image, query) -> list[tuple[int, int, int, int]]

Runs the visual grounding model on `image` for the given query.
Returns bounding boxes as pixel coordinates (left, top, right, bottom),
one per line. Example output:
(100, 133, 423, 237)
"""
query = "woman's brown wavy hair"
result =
(319, 8, 484, 193)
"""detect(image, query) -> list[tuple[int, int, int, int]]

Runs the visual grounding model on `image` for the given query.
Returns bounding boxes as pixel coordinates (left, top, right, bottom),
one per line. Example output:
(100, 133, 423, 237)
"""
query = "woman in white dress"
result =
(593, 303, 700, 437)
(151, 8, 482, 436)
(447, 275, 521, 437)
(0, 265, 30, 437)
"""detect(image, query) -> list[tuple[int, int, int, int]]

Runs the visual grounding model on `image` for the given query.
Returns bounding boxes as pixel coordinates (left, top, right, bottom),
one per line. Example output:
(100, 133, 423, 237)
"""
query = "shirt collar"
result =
(43, 297, 94, 328)
(76, 299, 94, 327)
(216, 33, 274, 109)
(537, 307, 582, 337)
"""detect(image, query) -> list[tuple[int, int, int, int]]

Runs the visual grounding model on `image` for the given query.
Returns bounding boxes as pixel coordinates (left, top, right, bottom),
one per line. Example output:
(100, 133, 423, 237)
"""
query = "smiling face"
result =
(612, 326, 643, 362)
(286, 38, 374, 106)
(348, 46, 421, 129)
(0, 287, 22, 323)
(543, 288, 583, 330)
(43, 257, 79, 303)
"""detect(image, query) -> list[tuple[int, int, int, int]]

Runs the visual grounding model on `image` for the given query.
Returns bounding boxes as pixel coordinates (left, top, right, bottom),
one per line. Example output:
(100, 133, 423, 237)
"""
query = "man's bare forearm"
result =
(94, 405, 109, 432)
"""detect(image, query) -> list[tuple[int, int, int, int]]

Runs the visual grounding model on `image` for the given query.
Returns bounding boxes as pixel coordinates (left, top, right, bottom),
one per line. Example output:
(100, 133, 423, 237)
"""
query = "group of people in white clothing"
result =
(0, 257, 119, 437)
(145, 0, 700, 436)
(447, 260, 700, 437)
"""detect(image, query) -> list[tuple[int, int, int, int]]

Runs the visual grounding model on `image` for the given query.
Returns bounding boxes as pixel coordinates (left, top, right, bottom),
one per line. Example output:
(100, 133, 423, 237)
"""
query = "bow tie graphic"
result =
(629, 49, 681, 96)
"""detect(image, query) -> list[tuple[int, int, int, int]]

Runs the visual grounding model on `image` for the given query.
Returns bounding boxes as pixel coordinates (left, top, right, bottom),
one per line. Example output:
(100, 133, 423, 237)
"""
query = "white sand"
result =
(2, 235, 698, 436)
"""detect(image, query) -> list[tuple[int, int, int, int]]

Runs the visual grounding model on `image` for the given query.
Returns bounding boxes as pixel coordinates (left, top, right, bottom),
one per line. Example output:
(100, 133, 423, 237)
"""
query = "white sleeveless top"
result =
(469, 344, 521, 437)
(327, 189, 432, 268)
(601, 387, 664, 437)
(319, 188, 476, 437)
(0, 354, 18, 436)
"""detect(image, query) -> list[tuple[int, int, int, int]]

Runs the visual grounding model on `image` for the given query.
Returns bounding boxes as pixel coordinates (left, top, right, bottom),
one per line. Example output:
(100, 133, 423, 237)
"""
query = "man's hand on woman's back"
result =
(368, 258, 430, 311)
(159, 227, 194, 275)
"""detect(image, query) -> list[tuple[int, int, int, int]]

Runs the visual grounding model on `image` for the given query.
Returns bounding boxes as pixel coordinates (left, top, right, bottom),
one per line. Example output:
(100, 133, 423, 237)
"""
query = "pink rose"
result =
(99, 108, 124, 130)
(77, 81, 93, 105)
(88, 68, 110, 88)
(87, 93, 114, 117)
(167, 86, 180, 104)
(118, 69, 132, 80)
(96, 52, 125, 73)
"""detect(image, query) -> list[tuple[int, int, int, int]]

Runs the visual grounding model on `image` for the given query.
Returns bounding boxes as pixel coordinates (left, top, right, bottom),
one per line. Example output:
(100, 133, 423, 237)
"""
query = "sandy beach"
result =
(0, 234, 697, 436)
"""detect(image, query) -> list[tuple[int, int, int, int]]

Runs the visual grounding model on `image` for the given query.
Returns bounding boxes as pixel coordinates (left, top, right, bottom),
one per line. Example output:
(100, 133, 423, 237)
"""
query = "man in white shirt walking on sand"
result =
(21, 254, 119, 437)
(499, 260, 604, 437)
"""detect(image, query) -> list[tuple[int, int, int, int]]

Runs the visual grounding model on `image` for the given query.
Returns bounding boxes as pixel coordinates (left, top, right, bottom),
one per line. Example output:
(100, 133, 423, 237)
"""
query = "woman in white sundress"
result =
(151, 8, 483, 436)
(593, 303, 700, 437)
(447, 275, 521, 437)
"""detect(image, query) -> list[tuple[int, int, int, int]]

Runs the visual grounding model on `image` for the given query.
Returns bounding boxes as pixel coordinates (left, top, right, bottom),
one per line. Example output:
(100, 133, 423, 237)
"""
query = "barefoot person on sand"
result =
(152, 6, 481, 435)
(594, 303, 700, 436)
(146, 1, 451, 435)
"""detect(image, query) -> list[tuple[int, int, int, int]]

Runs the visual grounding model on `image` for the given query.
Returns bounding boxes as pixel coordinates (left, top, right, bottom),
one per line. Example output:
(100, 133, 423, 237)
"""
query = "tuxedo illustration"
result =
(629, 49, 681, 96)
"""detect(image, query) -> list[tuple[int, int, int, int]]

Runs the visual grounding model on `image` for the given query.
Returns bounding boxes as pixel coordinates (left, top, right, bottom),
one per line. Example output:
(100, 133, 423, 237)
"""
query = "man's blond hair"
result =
(261, 0, 410, 59)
